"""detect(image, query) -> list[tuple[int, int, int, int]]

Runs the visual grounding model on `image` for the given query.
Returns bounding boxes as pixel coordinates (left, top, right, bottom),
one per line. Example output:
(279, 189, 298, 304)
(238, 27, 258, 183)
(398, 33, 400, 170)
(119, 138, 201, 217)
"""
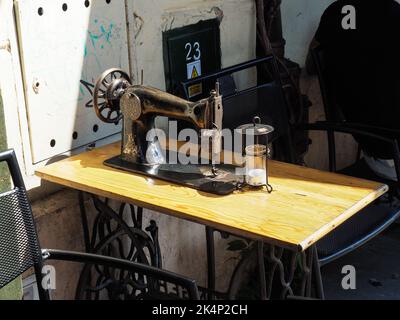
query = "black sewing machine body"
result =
(119, 85, 216, 165)
(93, 69, 241, 195)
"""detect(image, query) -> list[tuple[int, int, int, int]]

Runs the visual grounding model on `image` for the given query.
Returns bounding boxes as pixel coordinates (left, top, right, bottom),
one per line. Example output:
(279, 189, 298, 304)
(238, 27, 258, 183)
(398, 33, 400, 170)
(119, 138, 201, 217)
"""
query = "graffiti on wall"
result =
(79, 18, 123, 108)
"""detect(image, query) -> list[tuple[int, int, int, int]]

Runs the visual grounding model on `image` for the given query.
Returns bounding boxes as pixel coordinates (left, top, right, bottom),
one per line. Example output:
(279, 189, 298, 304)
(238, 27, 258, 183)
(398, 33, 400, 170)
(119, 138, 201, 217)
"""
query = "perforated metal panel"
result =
(15, 0, 129, 163)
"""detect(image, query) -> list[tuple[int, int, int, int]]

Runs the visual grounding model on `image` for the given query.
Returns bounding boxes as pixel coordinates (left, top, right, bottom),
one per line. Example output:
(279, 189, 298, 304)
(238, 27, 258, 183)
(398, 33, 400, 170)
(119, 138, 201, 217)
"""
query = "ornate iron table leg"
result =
(312, 246, 325, 299)
(206, 226, 216, 300)
(228, 242, 325, 300)
(76, 191, 161, 299)
(257, 241, 267, 300)
(264, 244, 323, 299)
(78, 191, 91, 253)
(204, 227, 232, 300)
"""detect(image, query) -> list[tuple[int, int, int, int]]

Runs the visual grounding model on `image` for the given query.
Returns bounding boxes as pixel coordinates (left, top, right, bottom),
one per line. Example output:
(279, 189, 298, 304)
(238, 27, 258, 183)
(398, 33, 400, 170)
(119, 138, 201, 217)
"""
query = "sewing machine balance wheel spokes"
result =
(93, 68, 132, 124)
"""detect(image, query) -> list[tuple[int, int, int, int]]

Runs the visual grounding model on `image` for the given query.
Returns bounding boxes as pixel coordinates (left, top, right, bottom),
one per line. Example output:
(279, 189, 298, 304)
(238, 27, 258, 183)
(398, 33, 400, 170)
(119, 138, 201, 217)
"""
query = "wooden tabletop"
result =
(35, 142, 388, 251)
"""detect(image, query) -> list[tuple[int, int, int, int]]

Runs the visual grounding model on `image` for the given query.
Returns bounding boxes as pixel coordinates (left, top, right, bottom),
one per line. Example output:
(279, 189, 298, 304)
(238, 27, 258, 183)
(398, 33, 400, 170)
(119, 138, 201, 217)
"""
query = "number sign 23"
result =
(185, 42, 201, 61)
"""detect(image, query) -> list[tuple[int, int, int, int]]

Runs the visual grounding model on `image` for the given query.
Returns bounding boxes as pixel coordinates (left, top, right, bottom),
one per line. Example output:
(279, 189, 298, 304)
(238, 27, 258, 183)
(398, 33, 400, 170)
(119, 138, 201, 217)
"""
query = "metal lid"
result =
(236, 116, 274, 136)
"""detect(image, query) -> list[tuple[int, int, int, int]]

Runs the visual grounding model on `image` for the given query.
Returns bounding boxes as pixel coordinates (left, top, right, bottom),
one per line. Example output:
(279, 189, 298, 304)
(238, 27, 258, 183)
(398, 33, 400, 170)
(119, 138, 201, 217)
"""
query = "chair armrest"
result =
(296, 122, 400, 180)
(317, 121, 400, 139)
(297, 122, 398, 144)
(0, 149, 25, 189)
(41, 249, 200, 300)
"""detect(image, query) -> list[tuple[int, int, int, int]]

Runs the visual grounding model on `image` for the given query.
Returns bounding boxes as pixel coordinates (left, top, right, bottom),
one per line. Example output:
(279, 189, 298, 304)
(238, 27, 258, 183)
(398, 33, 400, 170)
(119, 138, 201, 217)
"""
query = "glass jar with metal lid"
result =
(236, 116, 274, 192)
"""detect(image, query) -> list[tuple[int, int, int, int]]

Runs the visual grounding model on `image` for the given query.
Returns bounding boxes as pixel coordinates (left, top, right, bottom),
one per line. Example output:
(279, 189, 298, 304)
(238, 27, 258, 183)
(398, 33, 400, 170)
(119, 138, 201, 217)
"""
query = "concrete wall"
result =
(281, 0, 334, 68)
(129, 0, 255, 89)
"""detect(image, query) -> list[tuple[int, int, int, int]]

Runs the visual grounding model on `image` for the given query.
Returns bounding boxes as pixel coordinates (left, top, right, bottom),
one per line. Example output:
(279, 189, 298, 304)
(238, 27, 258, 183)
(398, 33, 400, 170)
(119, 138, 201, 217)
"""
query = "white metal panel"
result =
(15, 0, 129, 163)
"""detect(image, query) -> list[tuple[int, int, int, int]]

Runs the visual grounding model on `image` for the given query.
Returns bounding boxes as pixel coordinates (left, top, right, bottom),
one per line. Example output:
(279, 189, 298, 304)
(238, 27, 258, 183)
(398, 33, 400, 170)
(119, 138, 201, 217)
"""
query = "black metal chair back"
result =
(181, 56, 294, 162)
(0, 149, 200, 300)
(311, 45, 344, 124)
(0, 149, 46, 297)
(311, 45, 396, 159)
(181, 57, 277, 101)
(304, 45, 400, 264)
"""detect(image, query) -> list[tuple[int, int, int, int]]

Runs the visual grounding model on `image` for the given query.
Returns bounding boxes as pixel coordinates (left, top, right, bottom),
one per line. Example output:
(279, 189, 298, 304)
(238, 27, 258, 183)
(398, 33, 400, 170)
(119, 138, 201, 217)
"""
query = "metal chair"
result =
(296, 45, 400, 265)
(298, 122, 400, 265)
(311, 44, 400, 160)
(181, 55, 295, 163)
(0, 149, 200, 300)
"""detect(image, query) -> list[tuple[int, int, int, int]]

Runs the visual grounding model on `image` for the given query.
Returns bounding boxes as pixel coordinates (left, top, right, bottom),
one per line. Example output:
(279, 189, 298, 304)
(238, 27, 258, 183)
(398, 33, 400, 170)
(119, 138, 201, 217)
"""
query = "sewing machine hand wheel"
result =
(93, 68, 131, 123)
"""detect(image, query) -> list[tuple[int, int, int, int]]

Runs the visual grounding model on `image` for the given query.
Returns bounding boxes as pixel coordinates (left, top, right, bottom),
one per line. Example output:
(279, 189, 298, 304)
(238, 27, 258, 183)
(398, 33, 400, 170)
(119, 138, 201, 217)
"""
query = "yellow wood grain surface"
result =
(35, 142, 388, 251)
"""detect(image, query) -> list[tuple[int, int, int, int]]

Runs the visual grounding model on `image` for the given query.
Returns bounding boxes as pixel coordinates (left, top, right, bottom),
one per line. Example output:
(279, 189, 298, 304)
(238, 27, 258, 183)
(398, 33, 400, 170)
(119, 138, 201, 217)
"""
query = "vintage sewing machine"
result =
(92, 68, 242, 195)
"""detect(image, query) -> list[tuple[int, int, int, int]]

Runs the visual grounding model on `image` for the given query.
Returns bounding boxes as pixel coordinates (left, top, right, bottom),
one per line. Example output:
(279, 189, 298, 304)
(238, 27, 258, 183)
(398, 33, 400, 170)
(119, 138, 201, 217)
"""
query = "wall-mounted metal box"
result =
(162, 19, 221, 97)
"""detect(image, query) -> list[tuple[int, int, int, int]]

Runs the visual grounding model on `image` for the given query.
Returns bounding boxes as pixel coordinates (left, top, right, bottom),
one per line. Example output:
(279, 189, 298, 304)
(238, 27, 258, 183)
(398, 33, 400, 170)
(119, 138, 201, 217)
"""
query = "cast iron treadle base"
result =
(104, 155, 243, 195)
(76, 192, 161, 300)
